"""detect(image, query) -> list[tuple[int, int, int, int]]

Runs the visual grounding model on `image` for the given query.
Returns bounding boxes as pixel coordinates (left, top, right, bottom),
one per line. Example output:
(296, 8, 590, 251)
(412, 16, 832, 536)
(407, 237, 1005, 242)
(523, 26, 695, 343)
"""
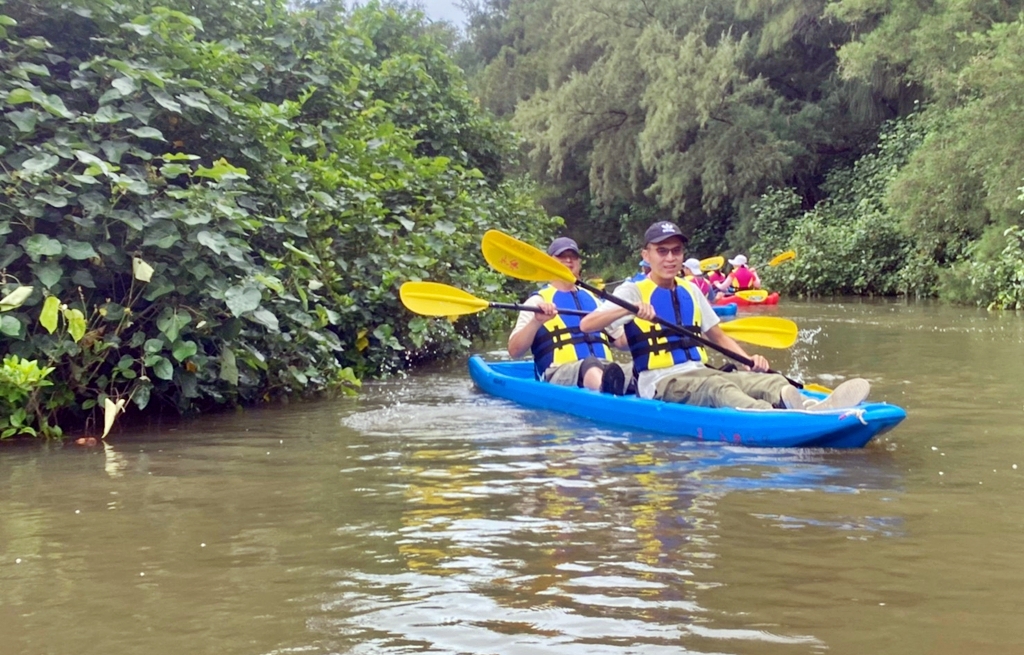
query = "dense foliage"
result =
(751, 114, 923, 297)
(459, 0, 895, 258)
(0, 0, 558, 437)
(456, 0, 1024, 305)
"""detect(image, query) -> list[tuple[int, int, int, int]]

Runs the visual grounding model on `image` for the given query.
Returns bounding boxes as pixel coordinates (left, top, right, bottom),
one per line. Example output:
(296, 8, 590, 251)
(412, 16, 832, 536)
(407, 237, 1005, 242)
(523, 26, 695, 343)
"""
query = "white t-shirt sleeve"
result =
(509, 295, 542, 341)
(590, 281, 642, 331)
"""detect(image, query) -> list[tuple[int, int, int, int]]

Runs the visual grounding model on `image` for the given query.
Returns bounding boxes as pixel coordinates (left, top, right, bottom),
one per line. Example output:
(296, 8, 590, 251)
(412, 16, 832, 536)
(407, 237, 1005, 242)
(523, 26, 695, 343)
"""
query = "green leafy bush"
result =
(0, 354, 56, 438)
(0, 0, 557, 436)
(941, 225, 1024, 310)
(752, 115, 922, 296)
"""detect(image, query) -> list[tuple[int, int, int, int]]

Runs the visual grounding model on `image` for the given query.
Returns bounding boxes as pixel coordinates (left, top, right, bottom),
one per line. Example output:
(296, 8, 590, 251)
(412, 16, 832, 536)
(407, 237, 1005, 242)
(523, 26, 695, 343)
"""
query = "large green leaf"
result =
(249, 308, 279, 332)
(225, 285, 261, 316)
(39, 296, 59, 333)
(127, 126, 164, 140)
(21, 153, 59, 173)
(111, 77, 137, 96)
(93, 105, 132, 123)
(31, 262, 62, 288)
(35, 192, 68, 208)
(132, 382, 152, 410)
(142, 223, 180, 248)
(149, 89, 182, 112)
(0, 286, 33, 311)
(151, 356, 174, 381)
(172, 340, 198, 361)
(0, 315, 22, 337)
(61, 241, 98, 261)
(21, 234, 62, 261)
(8, 110, 38, 132)
(156, 308, 190, 341)
(6, 88, 33, 105)
(64, 308, 86, 342)
(196, 230, 229, 254)
(219, 347, 238, 386)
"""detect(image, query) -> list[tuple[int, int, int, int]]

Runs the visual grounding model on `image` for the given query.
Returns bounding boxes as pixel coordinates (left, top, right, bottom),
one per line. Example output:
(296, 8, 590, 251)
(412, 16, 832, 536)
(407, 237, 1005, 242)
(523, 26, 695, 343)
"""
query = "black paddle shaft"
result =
(489, 302, 588, 316)
(575, 279, 804, 389)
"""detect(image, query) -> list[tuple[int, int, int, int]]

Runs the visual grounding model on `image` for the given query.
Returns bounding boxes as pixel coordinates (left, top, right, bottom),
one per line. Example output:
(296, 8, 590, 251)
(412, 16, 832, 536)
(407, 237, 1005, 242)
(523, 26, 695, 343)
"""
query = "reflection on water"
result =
(321, 379, 904, 654)
(3, 299, 1024, 655)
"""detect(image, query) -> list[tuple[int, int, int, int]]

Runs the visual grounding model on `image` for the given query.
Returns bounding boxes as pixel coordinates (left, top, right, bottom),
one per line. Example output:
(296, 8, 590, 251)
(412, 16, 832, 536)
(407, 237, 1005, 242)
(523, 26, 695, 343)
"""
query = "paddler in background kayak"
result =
(682, 258, 712, 298)
(630, 259, 652, 282)
(715, 254, 761, 294)
(706, 264, 726, 297)
(579, 221, 869, 411)
(508, 236, 631, 396)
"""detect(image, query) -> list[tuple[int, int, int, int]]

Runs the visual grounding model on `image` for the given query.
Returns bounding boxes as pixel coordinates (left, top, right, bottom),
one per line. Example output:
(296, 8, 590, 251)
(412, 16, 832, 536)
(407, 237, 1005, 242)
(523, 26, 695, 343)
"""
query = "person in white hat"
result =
(715, 254, 761, 294)
(682, 258, 711, 297)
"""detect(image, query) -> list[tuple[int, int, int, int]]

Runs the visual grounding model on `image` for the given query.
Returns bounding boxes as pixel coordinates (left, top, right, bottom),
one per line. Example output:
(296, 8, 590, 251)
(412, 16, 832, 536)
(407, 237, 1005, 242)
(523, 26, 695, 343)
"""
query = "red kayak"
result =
(713, 292, 780, 307)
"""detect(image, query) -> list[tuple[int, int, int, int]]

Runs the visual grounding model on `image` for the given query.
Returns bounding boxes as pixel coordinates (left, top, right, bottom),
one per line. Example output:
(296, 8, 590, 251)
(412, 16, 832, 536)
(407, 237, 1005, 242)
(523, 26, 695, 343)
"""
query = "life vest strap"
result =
(628, 325, 701, 359)
(532, 327, 608, 361)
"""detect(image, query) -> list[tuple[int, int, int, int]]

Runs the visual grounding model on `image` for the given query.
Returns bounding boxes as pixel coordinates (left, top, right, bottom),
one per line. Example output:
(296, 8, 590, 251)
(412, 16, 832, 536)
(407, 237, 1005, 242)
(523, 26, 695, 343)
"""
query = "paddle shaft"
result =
(491, 302, 588, 316)
(575, 279, 804, 388)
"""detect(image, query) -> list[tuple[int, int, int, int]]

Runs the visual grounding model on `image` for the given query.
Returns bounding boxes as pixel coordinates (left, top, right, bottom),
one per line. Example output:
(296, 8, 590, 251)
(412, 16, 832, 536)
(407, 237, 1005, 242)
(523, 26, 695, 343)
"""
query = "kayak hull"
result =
(468, 356, 906, 449)
(714, 292, 780, 307)
(712, 304, 737, 317)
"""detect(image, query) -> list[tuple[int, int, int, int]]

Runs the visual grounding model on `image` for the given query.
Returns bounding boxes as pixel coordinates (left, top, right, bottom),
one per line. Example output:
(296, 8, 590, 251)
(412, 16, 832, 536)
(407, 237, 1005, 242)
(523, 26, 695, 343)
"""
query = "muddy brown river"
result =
(2, 298, 1023, 654)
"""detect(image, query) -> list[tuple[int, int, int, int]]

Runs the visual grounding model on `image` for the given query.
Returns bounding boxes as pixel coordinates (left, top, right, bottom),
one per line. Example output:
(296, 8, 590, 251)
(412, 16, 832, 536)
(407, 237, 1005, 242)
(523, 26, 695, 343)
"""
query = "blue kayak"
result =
(712, 304, 737, 317)
(467, 356, 906, 448)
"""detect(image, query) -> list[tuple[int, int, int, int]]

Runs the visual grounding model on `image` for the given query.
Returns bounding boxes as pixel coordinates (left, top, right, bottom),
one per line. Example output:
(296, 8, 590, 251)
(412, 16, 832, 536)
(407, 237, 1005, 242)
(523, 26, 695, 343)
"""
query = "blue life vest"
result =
(624, 277, 708, 374)
(530, 285, 611, 378)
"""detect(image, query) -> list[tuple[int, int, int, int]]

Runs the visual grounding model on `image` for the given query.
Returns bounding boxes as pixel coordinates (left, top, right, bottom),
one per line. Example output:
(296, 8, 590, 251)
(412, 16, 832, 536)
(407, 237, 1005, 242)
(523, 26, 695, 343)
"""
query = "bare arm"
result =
(507, 302, 557, 358)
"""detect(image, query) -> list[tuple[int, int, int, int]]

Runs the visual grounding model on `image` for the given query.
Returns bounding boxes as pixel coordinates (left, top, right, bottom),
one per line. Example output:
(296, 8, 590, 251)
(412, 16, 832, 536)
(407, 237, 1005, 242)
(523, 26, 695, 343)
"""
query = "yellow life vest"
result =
(623, 277, 708, 373)
(530, 285, 611, 376)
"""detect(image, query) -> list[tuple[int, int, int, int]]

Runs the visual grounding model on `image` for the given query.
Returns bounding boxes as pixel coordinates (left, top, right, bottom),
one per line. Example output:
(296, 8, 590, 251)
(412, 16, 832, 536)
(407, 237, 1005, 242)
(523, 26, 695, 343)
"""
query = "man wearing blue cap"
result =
(580, 221, 870, 411)
(631, 259, 652, 282)
(508, 236, 631, 395)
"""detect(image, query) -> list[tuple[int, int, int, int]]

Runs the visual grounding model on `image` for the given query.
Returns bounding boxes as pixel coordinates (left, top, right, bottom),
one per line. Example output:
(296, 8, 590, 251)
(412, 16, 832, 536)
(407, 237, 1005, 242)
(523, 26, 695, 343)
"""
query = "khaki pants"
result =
(653, 368, 790, 410)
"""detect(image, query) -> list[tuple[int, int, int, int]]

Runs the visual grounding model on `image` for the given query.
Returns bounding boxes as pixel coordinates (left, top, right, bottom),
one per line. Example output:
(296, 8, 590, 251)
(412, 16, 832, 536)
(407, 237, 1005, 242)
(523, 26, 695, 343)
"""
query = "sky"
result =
(416, 0, 467, 26)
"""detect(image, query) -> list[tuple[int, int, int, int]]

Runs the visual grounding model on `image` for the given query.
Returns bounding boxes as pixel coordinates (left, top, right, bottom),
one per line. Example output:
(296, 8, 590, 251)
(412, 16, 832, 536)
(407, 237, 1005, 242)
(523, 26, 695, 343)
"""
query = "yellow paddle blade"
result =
(735, 289, 769, 302)
(481, 230, 576, 284)
(585, 277, 606, 291)
(803, 383, 834, 394)
(718, 317, 798, 349)
(700, 256, 724, 272)
(399, 281, 489, 317)
(768, 250, 796, 266)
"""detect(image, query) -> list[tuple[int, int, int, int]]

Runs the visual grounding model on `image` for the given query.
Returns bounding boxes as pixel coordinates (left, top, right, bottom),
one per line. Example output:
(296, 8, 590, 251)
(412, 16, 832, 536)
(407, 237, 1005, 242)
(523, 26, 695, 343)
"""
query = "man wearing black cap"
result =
(508, 236, 631, 394)
(579, 221, 869, 410)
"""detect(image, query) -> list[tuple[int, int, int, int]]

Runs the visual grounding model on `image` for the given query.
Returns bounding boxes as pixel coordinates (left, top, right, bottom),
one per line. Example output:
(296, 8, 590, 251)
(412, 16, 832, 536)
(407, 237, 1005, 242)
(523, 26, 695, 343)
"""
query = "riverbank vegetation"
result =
(4, 0, 1024, 438)
(0, 0, 557, 438)
(457, 0, 1024, 307)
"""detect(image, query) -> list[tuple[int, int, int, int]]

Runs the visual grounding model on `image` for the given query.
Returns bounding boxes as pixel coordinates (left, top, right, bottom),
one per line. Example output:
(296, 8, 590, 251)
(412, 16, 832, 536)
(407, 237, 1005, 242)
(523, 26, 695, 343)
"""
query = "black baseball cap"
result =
(643, 221, 689, 246)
